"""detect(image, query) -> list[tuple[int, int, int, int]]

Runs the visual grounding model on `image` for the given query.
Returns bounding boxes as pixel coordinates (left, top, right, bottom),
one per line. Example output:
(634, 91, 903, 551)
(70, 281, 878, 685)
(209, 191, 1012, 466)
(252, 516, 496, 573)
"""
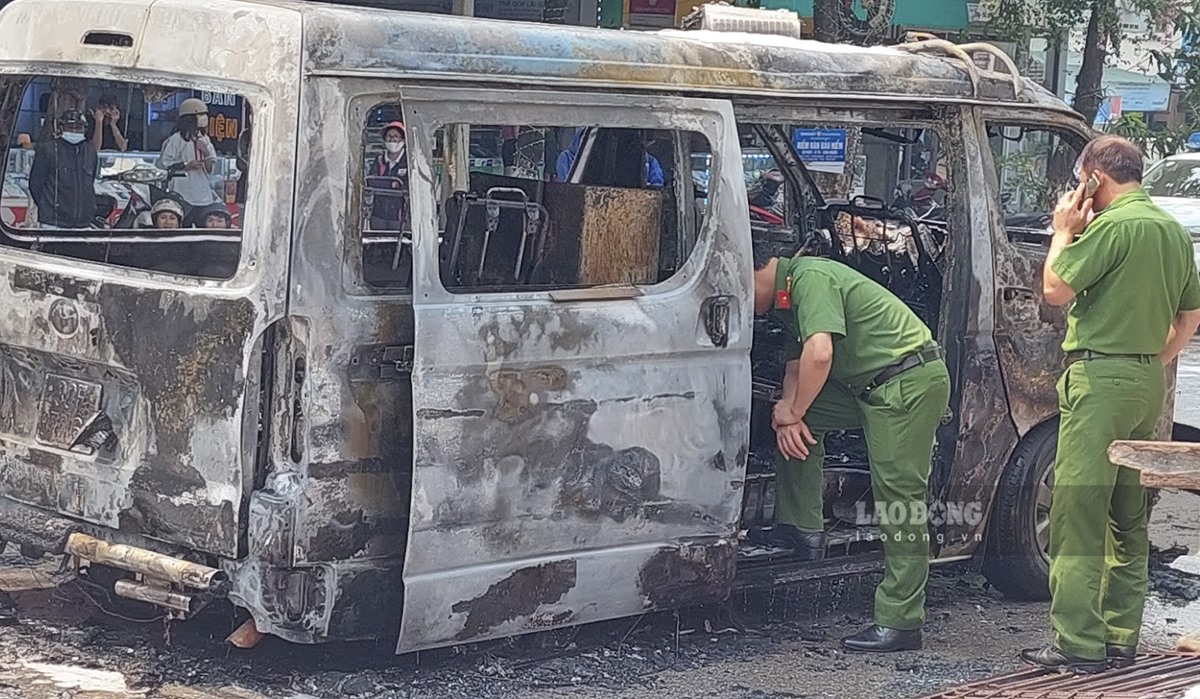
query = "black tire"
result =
(983, 423, 1057, 601)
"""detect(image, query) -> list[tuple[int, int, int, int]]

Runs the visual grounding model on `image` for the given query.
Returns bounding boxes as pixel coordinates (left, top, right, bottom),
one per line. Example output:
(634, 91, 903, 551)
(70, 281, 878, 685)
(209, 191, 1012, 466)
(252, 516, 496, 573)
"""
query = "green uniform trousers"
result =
(774, 360, 951, 630)
(1050, 356, 1166, 660)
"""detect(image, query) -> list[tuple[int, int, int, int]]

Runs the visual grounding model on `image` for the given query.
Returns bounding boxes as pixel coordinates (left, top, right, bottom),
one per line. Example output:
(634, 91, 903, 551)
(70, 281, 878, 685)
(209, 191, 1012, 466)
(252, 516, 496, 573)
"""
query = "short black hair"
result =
(752, 237, 775, 271)
(1080, 135, 1144, 185)
(99, 94, 119, 108)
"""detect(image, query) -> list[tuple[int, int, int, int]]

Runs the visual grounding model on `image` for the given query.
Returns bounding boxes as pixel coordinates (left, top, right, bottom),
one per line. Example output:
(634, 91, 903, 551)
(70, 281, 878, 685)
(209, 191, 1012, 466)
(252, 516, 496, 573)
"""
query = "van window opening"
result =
(987, 124, 1080, 245)
(359, 103, 711, 293)
(730, 122, 950, 328)
(0, 76, 253, 280)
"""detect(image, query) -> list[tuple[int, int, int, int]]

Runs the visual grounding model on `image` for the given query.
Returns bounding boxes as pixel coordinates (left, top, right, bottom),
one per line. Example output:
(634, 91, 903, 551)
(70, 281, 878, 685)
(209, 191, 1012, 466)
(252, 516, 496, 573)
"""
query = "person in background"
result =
(89, 94, 128, 152)
(555, 129, 665, 188)
(367, 121, 408, 232)
(16, 134, 33, 149)
(28, 110, 98, 229)
(151, 198, 184, 229)
(1022, 136, 1200, 674)
(157, 97, 218, 207)
(194, 202, 233, 229)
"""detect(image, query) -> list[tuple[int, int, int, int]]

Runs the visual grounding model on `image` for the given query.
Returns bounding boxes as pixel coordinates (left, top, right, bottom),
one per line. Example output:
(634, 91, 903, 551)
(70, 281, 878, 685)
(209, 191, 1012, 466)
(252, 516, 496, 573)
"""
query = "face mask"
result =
(62, 132, 85, 145)
(385, 141, 405, 156)
(196, 114, 209, 128)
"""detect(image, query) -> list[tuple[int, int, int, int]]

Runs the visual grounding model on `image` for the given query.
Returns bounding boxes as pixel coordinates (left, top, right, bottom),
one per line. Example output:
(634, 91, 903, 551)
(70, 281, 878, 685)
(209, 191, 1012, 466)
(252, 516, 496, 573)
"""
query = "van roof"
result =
(0, 0, 1070, 112)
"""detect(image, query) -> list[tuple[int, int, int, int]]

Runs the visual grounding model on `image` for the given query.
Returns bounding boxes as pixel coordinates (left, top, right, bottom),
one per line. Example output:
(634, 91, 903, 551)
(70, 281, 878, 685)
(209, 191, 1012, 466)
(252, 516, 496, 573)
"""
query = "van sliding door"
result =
(398, 87, 752, 652)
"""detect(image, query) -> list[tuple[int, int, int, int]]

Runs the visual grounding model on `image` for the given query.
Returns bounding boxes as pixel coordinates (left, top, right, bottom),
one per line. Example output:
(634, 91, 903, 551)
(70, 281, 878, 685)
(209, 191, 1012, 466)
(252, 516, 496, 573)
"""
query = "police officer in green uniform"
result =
(1022, 136, 1200, 674)
(752, 241, 951, 653)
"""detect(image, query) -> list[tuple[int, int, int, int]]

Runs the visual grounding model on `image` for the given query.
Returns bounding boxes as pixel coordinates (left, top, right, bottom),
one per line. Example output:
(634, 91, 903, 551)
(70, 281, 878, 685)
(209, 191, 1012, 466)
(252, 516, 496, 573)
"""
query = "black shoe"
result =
(747, 525, 826, 560)
(1106, 644, 1136, 669)
(840, 624, 922, 653)
(1019, 645, 1107, 674)
(0, 590, 16, 626)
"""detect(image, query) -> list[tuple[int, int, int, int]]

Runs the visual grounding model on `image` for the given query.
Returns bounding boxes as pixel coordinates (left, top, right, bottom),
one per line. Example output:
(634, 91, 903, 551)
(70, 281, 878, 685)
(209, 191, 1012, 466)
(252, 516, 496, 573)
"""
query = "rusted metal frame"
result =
(219, 75, 411, 646)
(113, 579, 197, 614)
(306, 68, 1076, 118)
(65, 533, 226, 590)
(916, 106, 1018, 556)
(737, 100, 985, 554)
(916, 654, 1200, 698)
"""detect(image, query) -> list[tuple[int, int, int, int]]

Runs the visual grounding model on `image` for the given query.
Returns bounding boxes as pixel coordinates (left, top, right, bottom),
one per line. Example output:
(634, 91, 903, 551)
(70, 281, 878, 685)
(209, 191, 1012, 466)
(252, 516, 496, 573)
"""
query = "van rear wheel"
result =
(982, 424, 1056, 601)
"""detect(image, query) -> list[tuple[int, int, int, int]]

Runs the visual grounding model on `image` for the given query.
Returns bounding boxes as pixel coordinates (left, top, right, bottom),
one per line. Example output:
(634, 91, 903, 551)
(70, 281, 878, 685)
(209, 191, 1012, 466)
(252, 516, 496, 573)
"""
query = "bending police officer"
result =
(751, 240, 951, 653)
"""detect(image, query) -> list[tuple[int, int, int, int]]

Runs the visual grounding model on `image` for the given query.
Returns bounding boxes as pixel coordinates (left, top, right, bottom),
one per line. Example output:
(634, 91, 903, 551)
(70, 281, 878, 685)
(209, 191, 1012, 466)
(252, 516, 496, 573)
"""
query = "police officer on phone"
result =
(1022, 136, 1200, 674)
(751, 239, 951, 653)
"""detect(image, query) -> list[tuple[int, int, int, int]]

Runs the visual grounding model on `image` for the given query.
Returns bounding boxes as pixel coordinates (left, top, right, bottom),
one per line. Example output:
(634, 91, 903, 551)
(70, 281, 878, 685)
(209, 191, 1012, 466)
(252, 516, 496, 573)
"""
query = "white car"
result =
(1144, 152, 1200, 272)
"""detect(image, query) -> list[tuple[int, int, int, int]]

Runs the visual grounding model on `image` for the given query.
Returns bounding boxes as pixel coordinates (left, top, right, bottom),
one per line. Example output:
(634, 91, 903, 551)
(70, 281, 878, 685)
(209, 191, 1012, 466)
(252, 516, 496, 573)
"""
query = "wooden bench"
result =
(1109, 440, 1200, 654)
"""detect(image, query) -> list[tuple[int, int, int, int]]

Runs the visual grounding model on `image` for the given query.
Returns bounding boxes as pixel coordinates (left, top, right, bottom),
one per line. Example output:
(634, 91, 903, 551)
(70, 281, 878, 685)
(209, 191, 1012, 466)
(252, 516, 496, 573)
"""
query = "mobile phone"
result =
(1084, 172, 1100, 198)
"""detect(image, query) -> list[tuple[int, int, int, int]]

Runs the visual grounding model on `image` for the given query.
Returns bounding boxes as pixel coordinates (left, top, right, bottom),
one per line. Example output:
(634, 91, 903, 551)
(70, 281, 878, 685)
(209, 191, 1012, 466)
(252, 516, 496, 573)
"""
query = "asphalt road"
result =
(1, 343, 1199, 699)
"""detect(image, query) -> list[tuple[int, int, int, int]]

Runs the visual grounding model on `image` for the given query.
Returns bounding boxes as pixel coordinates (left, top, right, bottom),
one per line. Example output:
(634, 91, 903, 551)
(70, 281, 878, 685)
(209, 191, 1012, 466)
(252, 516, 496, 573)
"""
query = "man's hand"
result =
(776, 419, 817, 461)
(1052, 180, 1094, 240)
(772, 400, 802, 429)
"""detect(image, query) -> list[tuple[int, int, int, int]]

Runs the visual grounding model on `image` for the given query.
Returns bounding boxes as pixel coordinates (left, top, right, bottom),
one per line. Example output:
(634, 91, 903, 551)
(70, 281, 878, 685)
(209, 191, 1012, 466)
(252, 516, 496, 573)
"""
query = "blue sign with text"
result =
(793, 128, 847, 163)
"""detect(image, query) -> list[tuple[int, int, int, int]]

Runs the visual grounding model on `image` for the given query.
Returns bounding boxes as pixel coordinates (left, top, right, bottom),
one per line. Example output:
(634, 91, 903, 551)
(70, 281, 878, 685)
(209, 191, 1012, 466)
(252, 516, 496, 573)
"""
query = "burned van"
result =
(0, 0, 1175, 654)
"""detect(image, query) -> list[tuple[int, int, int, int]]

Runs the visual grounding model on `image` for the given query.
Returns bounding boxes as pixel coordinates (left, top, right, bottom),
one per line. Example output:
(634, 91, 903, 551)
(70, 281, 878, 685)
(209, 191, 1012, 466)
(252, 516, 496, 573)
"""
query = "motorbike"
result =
(747, 169, 786, 226)
(93, 164, 189, 229)
(891, 172, 947, 223)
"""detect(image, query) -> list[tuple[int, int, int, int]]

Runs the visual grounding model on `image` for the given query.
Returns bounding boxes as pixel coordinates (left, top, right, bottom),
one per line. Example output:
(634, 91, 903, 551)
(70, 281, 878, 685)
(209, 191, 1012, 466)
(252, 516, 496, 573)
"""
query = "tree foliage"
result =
(985, 0, 1185, 125)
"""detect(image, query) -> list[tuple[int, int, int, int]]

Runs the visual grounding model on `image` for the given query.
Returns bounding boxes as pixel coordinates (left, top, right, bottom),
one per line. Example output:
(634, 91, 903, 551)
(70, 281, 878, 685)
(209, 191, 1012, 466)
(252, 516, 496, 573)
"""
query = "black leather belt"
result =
(863, 346, 944, 394)
(1064, 349, 1156, 368)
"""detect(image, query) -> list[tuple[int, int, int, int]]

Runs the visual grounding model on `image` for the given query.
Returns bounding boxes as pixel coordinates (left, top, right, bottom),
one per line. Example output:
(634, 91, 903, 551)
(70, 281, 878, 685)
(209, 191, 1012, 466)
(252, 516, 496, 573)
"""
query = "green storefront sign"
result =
(758, 0, 969, 30)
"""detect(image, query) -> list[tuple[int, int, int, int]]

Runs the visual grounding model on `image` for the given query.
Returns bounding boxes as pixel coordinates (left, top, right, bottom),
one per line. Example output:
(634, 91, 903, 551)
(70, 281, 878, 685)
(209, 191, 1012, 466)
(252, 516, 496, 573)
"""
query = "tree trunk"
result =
(813, 0, 840, 43)
(1072, 0, 1109, 126)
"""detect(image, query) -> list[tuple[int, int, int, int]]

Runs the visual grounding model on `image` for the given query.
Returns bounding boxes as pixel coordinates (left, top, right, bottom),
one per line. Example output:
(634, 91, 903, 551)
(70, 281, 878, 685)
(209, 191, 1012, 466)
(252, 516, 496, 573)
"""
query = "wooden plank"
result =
(1179, 630, 1200, 654)
(578, 187, 661, 286)
(1108, 441, 1200, 490)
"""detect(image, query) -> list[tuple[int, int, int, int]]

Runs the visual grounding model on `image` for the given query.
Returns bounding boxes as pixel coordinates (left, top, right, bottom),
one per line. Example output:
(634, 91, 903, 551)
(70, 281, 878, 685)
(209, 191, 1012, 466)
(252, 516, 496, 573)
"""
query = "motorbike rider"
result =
(151, 198, 185, 229)
(157, 97, 219, 207)
(193, 202, 233, 229)
(28, 110, 98, 229)
(367, 121, 409, 232)
(749, 169, 785, 215)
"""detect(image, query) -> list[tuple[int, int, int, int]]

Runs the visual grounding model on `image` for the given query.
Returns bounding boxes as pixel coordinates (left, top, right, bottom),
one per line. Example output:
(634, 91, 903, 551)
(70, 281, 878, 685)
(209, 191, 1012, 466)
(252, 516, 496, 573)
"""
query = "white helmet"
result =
(151, 198, 184, 220)
(179, 98, 208, 118)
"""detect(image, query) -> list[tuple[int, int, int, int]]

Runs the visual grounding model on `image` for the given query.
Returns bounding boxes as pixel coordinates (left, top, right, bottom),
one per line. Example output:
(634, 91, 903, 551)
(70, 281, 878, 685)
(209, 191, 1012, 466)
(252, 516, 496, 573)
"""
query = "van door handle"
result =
(702, 295, 731, 348)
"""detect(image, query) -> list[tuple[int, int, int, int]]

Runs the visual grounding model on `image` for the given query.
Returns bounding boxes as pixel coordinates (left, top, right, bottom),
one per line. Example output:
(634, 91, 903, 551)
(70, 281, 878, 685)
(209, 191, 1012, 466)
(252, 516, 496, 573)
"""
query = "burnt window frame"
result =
(0, 72, 259, 283)
(979, 115, 1091, 248)
(345, 87, 731, 304)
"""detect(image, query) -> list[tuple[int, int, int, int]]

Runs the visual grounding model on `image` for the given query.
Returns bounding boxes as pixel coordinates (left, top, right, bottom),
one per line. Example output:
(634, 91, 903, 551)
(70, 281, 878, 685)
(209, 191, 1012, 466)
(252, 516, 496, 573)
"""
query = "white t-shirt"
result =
(157, 132, 219, 206)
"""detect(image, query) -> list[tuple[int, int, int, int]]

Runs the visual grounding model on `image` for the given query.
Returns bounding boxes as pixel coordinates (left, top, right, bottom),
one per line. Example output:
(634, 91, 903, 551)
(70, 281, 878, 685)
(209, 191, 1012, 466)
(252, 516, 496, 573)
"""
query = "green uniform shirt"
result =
(773, 256, 935, 393)
(1052, 189, 1200, 355)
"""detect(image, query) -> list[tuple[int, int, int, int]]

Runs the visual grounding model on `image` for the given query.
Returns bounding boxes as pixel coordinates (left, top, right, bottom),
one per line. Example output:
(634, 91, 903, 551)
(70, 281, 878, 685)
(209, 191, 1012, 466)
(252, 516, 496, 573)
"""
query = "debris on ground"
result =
(1152, 546, 1200, 603)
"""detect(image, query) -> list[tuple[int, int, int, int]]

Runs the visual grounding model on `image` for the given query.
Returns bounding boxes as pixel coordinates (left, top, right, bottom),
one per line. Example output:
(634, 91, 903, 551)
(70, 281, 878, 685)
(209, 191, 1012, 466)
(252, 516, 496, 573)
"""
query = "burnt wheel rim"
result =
(1035, 459, 1054, 564)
